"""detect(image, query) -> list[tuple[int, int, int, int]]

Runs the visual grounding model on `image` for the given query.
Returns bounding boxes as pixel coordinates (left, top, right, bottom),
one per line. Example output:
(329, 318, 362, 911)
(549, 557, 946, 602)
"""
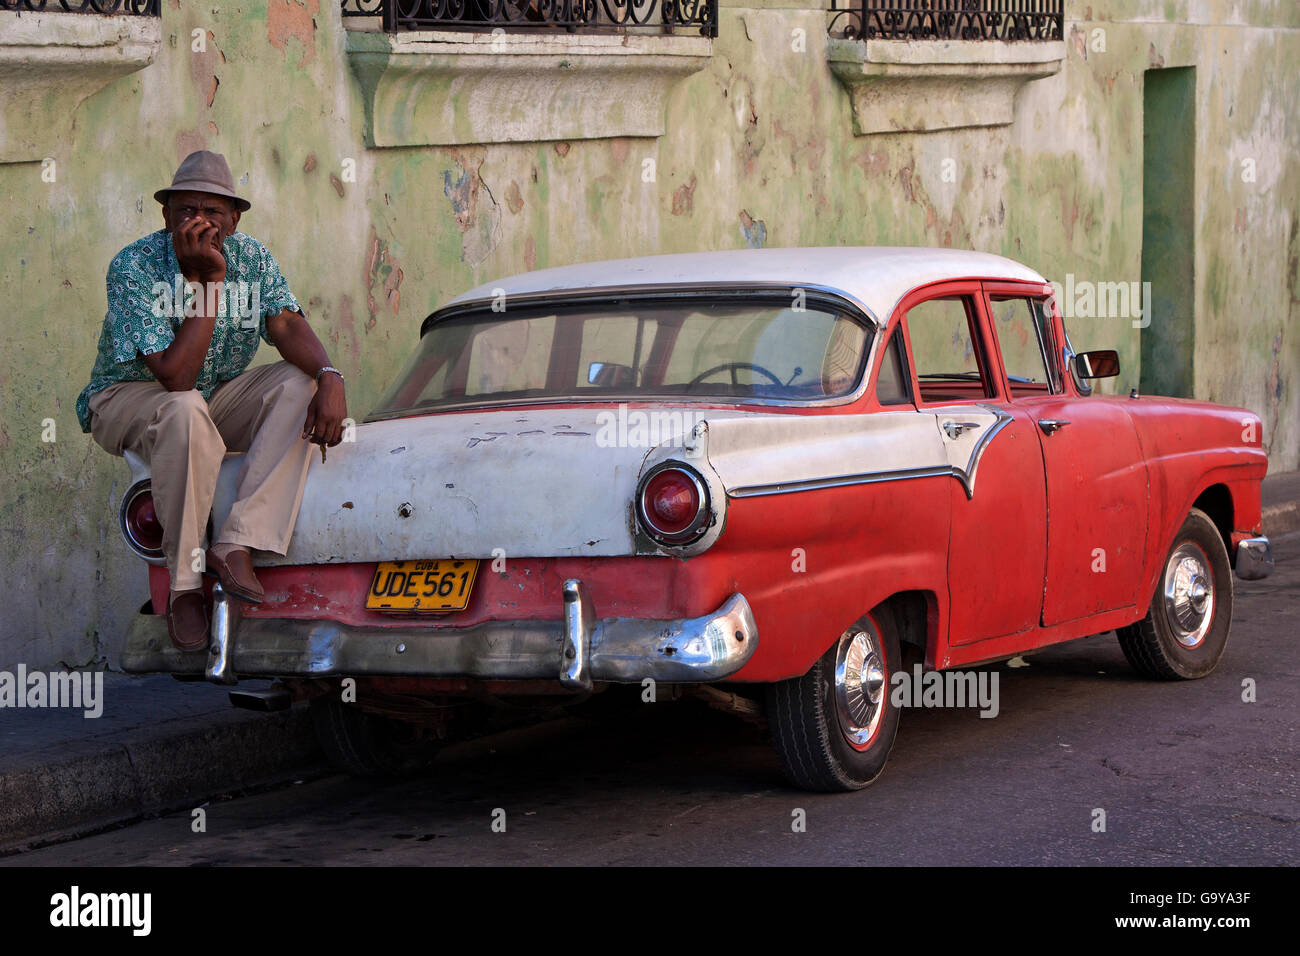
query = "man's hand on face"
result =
(163, 191, 237, 287)
(302, 373, 348, 449)
(170, 206, 229, 284)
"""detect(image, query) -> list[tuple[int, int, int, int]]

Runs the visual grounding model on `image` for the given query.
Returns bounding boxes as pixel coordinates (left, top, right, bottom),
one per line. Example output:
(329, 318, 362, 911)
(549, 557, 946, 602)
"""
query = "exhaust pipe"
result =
(228, 686, 292, 712)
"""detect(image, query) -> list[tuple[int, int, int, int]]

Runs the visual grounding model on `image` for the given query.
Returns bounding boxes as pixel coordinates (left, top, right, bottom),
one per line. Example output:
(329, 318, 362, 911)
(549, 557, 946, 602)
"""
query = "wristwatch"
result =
(315, 366, 344, 384)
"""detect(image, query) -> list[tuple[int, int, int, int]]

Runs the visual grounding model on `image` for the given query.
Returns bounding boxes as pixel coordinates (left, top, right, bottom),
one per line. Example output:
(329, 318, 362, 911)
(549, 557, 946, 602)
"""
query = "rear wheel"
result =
(310, 697, 442, 777)
(767, 612, 902, 791)
(1116, 508, 1233, 680)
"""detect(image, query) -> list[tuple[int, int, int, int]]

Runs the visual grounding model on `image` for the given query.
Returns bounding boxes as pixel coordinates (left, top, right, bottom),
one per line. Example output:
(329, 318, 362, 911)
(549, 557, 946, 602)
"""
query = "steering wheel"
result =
(688, 362, 784, 387)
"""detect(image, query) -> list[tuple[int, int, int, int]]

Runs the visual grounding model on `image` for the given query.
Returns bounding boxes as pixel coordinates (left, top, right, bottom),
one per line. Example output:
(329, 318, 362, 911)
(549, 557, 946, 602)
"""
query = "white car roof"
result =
(443, 246, 1048, 325)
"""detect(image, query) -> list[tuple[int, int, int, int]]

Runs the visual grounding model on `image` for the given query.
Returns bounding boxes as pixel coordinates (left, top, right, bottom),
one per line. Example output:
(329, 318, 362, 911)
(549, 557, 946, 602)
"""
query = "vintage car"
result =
(119, 247, 1274, 791)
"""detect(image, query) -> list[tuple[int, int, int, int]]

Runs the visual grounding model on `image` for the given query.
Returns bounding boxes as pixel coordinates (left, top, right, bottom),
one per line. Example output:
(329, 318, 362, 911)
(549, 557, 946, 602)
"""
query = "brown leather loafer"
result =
(205, 547, 265, 603)
(167, 590, 209, 652)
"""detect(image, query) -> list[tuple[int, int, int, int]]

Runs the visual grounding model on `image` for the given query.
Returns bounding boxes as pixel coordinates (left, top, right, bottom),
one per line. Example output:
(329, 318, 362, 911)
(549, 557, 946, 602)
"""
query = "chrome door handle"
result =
(1037, 419, 1071, 434)
(942, 421, 983, 439)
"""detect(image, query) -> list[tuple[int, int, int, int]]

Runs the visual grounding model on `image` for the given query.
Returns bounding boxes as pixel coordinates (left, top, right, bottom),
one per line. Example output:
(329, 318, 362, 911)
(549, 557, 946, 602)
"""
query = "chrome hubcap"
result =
(835, 629, 885, 748)
(1163, 544, 1215, 648)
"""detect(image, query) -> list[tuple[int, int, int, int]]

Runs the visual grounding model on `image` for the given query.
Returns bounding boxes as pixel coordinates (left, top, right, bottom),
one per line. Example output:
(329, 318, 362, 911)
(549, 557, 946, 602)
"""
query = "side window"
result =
(875, 328, 911, 405)
(988, 296, 1054, 397)
(904, 296, 995, 403)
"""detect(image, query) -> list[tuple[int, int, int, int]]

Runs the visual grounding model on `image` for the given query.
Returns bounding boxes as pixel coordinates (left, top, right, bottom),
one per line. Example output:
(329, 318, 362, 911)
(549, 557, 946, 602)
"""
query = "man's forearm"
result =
(267, 310, 333, 379)
(268, 309, 348, 446)
(142, 278, 223, 391)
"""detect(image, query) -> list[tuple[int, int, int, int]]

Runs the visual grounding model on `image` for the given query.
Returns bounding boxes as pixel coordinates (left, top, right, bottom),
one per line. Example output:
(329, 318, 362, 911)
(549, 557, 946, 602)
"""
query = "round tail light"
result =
(120, 481, 165, 561)
(636, 463, 710, 545)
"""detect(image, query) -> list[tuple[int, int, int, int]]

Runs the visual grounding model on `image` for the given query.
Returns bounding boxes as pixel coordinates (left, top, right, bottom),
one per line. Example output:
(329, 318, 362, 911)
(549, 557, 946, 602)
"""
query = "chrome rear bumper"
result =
(121, 579, 758, 688)
(1235, 536, 1274, 581)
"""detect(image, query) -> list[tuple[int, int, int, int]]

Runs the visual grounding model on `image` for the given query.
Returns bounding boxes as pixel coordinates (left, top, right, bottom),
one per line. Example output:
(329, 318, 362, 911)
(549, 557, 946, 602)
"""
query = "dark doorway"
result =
(1140, 67, 1196, 397)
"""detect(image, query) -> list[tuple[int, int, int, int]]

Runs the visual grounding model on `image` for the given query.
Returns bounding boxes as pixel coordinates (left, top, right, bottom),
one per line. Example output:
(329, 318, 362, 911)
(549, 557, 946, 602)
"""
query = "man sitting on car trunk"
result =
(75, 150, 348, 652)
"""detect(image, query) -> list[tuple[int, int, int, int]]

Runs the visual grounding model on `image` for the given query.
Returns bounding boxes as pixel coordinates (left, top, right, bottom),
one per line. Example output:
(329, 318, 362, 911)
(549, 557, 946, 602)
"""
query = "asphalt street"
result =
(8, 534, 1297, 866)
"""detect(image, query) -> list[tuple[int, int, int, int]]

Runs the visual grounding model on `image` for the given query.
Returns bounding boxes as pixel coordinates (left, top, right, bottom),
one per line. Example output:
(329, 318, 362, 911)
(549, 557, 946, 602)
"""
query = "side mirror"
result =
(1073, 350, 1120, 379)
(587, 362, 635, 388)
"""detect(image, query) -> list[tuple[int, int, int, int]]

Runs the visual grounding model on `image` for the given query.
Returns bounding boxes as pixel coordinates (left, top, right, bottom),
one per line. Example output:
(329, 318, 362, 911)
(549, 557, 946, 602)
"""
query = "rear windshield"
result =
(370, 295, 873, 419)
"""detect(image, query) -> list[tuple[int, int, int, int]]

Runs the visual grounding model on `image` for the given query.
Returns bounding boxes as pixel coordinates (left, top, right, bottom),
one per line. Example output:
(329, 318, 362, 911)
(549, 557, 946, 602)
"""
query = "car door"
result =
(897, 281, 1048, 647)
(981, 283, 1149, 627)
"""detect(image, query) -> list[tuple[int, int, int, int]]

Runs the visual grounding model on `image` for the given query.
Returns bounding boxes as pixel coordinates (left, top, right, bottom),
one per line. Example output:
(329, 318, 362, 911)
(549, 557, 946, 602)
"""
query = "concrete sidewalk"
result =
(2, 469, 1297, 854)
(0, 676, 323, 853)
(1262, 469, 1300, 537)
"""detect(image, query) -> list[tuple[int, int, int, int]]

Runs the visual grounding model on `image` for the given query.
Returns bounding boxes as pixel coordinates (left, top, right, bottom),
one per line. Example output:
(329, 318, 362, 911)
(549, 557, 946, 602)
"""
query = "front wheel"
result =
(766, 613, 902, 791)
(1116, 507, 1233, 680)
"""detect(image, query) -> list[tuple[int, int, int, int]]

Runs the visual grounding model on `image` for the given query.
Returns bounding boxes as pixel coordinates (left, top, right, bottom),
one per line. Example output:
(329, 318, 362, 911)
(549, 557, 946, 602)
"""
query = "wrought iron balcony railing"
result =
(0, 0, 159, 12)
(342, 0, 717, 37)
(829, 0, 1063, 42)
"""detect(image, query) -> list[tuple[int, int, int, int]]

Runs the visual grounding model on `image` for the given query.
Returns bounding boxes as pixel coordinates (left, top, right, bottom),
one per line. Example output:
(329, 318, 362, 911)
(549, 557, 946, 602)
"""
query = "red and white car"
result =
(120, 247, 1274, 790)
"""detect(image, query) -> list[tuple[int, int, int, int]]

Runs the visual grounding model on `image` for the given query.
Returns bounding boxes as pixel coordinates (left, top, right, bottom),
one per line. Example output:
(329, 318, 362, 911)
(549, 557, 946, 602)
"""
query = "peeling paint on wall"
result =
(505, 181, 524, 215)
(364, 225, 403, 330)
(672, 175, 698, 216)
(442, 150, 502, 266)
(267, 0, 320, 68)
(1266, 330, 1284, 454)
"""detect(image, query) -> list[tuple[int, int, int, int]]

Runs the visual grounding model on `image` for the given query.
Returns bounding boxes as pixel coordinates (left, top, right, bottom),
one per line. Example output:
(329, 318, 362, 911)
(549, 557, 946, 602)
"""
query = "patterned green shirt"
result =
(76, 230, 301, 432)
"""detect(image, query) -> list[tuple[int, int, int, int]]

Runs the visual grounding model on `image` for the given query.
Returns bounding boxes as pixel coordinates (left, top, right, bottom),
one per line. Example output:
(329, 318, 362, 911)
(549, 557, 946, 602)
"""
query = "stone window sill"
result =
(344, 27, 712, 147)
(827, 39, 1066, 135)
(0, 11, 160, 164)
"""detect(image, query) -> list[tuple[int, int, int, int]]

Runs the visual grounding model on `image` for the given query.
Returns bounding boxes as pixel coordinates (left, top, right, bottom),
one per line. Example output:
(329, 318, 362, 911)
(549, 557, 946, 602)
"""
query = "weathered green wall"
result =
(1, 0, 1296, 668)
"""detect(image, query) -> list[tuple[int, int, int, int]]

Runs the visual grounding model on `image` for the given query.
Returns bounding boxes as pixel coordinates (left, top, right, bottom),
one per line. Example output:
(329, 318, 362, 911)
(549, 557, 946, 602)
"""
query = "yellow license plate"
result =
(366, 560, 480, 612)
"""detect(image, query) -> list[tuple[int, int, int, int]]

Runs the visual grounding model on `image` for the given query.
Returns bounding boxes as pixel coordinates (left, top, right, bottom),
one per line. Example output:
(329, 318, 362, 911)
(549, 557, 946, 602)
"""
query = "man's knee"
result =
(155, 389, 207, 412)
(153, 390, 223, 444)
(268, 365, 317, 408)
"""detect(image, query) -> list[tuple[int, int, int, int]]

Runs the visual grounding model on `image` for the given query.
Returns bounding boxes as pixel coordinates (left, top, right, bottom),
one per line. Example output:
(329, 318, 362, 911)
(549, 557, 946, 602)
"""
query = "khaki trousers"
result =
(89, 361, 316, 591)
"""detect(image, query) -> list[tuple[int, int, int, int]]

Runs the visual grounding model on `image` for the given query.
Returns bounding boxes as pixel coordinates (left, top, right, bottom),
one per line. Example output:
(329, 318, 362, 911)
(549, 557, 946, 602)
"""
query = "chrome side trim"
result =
(728, 466, 953, 499)
(1235, 536, 1274, 581)
(958, 405, 1013, 499)
(729, 406, 1012, 501)
(122, 588, 759, 685)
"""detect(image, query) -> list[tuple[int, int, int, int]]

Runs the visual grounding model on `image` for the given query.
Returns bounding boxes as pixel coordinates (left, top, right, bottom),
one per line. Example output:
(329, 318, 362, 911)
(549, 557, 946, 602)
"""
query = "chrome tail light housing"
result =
(120, 480, 166, 564)
(636, 461, 711, 547)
